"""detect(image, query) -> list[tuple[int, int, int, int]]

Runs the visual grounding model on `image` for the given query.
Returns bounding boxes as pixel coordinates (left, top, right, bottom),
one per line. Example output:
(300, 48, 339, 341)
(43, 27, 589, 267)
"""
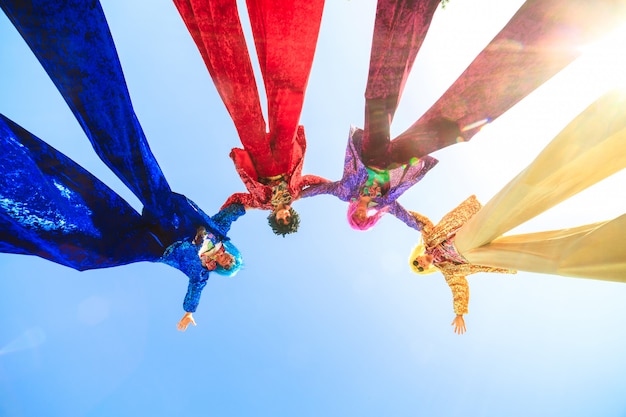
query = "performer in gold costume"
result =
(409, 89, 626, 334)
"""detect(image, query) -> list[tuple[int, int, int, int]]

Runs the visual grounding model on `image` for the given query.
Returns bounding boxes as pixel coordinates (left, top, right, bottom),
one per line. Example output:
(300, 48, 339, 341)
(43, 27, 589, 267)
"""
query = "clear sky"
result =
(1, 1, 626, 416)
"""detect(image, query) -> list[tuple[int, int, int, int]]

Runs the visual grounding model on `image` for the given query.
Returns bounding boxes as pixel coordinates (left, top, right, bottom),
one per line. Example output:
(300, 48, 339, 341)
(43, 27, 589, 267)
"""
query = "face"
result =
(353, 205, 368, 222)
(215, 251, 235, 270)
(413, 254, 434, 270)
(275, 205, 292, 225)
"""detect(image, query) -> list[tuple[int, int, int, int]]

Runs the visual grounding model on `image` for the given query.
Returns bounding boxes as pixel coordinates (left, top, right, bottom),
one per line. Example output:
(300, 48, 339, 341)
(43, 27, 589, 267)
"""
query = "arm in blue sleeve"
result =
(211, 203, 246, 236)
(183, 270, 210, 313)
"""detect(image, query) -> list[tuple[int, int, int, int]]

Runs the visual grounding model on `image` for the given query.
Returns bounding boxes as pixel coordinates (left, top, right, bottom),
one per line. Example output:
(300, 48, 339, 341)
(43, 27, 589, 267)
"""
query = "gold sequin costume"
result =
(410, 90, 626, 317)
(410, 196, 515, 316)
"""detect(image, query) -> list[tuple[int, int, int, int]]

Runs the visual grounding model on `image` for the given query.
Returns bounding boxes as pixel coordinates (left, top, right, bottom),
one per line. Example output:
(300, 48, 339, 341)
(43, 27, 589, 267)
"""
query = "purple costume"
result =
(300, 127, 437, 230)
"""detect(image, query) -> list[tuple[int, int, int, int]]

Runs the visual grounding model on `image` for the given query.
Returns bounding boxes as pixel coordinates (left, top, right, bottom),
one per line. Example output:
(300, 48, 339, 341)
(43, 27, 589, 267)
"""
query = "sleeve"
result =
(211, 203, 246, 235)
(221, 192, 260, 210)
(299, 174, 331, 188)
(387, 202, 425, 231)
(408, 210, 434, 236)
(183, 270, 210, 313)
(299, 180, 350, 201)
(442, 268, 470, 316)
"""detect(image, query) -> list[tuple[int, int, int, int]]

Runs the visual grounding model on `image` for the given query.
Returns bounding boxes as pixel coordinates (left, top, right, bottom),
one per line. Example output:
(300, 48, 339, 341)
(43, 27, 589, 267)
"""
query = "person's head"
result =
(267, 205, 300, 236)
(408, 243, 438, 275)
(212, 241, 243, 277)
(346, 199, 386, 231)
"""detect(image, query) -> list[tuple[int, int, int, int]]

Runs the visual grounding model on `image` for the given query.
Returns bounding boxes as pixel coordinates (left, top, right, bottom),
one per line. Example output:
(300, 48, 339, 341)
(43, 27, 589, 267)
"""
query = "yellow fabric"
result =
(455, 89, 626, 281)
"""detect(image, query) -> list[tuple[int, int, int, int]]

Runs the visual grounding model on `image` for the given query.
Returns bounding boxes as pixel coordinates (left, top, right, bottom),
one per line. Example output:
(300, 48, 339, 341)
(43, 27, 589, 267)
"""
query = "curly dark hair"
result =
(267, 207, 300, 237)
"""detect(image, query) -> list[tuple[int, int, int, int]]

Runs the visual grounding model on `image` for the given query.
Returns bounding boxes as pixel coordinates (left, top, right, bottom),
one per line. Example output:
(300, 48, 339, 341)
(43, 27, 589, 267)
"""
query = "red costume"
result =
(173, 0, 329, 209)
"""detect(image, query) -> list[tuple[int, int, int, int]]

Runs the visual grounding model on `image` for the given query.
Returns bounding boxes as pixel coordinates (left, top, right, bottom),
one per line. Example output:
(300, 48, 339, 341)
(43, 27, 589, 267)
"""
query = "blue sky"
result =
(1, 1, 626, 416)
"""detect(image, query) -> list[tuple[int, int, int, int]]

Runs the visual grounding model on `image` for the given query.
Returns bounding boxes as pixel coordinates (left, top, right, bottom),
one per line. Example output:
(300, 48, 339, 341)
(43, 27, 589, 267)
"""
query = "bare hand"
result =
(451, 315, 466, 335)
(177, 312, 196, 332)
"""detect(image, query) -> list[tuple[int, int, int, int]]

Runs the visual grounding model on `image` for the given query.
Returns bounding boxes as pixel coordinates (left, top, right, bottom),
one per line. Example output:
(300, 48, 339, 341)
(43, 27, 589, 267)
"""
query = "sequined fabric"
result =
(1, 0, 172, 222)
(410, 196, 516, 315)
(0, 1, 246, 315)
(173, 0, 329, 211)
(160, 241, 209, 313)
(221, 127, 329, 210)
(301, 127, 438, 230)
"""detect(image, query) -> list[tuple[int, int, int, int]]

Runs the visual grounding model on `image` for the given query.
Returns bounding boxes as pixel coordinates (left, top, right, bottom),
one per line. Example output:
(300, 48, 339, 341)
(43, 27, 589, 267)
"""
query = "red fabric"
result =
(392, 0, 626, 156)
(221, 126, 329, 210)
(360, 0, 441, 169)
(173, 0, 325, 179)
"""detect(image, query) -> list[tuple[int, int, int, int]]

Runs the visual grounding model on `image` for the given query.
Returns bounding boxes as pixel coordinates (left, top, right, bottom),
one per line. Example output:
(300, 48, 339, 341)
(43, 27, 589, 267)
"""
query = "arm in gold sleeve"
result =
(441, 266, 470, 316)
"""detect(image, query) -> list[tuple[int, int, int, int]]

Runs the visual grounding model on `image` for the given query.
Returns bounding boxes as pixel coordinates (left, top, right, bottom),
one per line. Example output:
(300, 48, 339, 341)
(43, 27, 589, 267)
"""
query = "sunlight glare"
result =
(578, 23, 626, 90)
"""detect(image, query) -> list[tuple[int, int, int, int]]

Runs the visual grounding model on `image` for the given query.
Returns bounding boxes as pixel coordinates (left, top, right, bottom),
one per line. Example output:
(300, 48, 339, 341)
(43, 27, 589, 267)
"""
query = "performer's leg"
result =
(173, 0, 268, 154)
(392, 0, 626, 156)
(461, 215, 626, 282)
(245, 0, 325, 170)
(1, 0, 172, 214)
(0, 114, 164, 270)
(362, 0, 441, 169)
(455, 90, 626, 251)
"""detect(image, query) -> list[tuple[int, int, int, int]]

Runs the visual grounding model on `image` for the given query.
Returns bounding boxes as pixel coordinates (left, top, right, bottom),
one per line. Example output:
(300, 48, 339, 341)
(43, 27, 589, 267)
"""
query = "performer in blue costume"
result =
(0, 0, 244, 330)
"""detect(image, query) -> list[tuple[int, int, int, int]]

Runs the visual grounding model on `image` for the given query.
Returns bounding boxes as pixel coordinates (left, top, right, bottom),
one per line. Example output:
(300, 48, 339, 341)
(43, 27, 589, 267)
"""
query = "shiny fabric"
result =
(0, 114, 161, 270)
(455, 90, 626, 282)
(361, 0, 445, 169)
(409, 197, 515, 316)
(0, 114, 245, 278)
(0, 0, 173, 222)
(1, 0, 246, 312)
(173, 0, 329, 209)
(393, 0, 626, 157)
(301, 127, 439, 230)
(222, 127, 329, 210)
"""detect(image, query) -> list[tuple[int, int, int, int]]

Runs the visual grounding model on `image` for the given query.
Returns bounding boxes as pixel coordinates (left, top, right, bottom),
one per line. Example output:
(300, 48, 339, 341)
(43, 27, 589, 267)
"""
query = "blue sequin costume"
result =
(0, 114, 245, 312)
(300, 127, 438, 230)
(0, 0, 245, 313)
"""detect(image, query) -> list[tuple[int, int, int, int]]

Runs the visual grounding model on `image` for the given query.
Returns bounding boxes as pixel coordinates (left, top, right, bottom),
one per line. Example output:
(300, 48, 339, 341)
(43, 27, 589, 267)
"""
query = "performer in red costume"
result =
(173, 0, 329, 236)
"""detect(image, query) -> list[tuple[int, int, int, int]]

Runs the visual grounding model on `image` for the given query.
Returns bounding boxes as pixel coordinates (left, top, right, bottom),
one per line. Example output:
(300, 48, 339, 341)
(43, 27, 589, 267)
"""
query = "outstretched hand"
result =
(177, 312, 196, 332)
(451, 315, 466, 335)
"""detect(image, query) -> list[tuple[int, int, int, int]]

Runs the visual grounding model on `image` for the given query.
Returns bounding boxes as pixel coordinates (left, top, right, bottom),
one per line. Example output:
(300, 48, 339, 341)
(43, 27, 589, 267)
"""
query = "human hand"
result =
(177, 312, 196, 331)
(451, 315, 466, 335)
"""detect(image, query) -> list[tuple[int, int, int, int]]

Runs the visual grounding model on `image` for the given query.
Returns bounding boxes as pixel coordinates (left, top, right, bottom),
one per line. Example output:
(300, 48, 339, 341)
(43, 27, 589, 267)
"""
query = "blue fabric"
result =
(0, 0, 246, 313)
(0, 0, 170, 220)
(0, 114, 164, 270)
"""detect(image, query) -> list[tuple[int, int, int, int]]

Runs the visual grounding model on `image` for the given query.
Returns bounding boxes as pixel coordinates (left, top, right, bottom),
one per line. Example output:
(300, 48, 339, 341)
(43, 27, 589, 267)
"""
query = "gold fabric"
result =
(455, 90, 626, 282)
(409, 196, 516, 316)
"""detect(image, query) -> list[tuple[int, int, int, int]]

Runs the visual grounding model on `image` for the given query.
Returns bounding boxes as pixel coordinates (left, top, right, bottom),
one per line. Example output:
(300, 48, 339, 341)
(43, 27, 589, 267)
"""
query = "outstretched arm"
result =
(299, 180, 348, 201)
(442, 269, 469, 334)
(211, 203, 246, 236)
(388, 202, 426, 231)
(221, 193, 260, 210)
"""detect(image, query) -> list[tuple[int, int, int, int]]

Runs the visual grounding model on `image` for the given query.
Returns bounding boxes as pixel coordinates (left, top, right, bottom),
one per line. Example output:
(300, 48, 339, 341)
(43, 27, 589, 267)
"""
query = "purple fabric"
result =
(300, 128, 438, 230)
